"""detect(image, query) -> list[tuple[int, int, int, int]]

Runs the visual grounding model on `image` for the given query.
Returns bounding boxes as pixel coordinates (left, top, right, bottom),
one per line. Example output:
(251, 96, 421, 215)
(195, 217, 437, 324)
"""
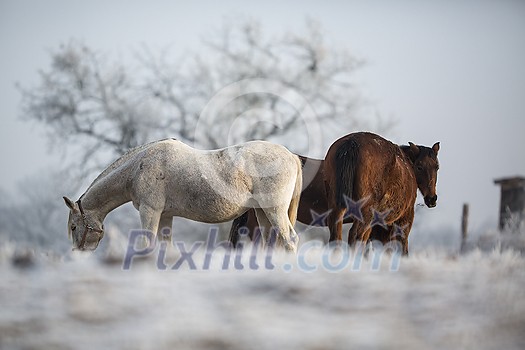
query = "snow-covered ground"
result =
(1, 229, 525, 350)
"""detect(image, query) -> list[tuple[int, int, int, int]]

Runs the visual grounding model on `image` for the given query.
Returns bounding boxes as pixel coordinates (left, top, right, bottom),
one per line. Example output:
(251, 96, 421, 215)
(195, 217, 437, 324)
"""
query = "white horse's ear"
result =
(63, 196, 76, 211)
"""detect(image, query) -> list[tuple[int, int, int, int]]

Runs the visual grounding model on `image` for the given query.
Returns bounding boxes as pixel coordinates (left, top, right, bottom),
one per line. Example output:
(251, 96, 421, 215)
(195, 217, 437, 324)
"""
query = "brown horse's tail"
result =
(335, 139, 359, 207)
(288, 155, 303, 228)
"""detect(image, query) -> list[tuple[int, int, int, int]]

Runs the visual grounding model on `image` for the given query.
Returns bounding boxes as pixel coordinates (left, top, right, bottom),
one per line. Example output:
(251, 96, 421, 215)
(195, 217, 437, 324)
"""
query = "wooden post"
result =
(460, 203, 469, 253)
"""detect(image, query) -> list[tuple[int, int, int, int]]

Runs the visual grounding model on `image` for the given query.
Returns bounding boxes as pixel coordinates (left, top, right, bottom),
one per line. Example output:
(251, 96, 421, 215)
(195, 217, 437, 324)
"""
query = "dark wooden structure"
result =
(494, 176, 525, 230)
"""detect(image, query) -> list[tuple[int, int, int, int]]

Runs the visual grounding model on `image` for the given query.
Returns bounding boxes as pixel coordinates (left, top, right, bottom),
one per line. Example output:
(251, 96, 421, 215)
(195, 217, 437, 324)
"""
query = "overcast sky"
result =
(1, 0, 524, 235)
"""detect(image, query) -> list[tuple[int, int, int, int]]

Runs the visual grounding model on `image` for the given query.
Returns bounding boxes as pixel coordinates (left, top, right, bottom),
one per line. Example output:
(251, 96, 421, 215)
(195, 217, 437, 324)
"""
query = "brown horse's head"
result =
(405, 142, 440, 208)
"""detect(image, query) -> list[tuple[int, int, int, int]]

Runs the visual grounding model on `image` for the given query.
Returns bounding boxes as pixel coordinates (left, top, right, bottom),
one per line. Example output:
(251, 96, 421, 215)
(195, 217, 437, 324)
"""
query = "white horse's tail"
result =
(287, 155, 303, 232)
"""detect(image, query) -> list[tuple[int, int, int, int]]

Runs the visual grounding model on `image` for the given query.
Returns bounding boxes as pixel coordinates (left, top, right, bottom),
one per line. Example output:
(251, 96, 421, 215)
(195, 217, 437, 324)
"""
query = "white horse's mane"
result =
(81, 139, 174, 197)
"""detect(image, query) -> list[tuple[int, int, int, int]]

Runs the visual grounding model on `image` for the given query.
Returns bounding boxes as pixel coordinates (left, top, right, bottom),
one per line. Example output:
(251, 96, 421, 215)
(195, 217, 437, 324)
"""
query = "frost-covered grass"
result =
(1, 229, 525, 350)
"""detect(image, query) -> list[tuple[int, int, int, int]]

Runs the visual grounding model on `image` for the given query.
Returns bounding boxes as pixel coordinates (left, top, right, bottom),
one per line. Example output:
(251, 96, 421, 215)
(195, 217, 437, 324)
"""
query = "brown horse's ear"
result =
(432, 142, 440, 155)
(408, 142, 420, 157)
(63, 196, 77, 211)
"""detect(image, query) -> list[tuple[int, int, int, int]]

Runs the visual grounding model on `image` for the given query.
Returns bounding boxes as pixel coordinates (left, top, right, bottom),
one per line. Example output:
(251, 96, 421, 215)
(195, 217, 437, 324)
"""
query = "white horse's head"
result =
(63, 197, 104, 251)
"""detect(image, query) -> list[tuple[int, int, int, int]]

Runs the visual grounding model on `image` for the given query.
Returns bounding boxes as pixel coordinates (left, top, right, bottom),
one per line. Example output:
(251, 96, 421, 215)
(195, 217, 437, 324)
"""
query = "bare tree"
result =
(18, 43, 159, 175)
(9, 19, 396, 248)
(19, 19, 391, 176)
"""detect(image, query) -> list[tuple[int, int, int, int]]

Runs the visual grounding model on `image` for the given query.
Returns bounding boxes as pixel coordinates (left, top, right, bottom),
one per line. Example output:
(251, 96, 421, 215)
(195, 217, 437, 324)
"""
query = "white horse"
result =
(63, 139, 302, 252)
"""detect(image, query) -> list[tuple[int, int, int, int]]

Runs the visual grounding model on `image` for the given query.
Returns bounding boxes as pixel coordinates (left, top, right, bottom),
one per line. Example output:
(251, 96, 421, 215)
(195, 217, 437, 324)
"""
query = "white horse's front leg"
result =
(139, 204, 163, 247)
(158, 215, 173, 242)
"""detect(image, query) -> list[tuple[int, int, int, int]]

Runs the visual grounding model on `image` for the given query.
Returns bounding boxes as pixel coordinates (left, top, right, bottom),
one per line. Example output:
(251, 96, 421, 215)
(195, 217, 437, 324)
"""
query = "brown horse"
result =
(324, 132, 440, 255)
(230, 133, 439, 254)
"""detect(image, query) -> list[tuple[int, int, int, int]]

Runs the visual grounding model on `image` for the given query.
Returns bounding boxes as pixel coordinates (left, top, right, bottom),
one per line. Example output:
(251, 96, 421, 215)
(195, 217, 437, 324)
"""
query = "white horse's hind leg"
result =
(256, 206, 297, 253)
(254, 208, 272, 246)
(288, 224, 299, 248)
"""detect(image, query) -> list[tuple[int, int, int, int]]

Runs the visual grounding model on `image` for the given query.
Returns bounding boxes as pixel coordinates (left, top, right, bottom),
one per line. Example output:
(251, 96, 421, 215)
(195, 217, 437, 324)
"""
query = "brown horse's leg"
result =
(327, 207, 345, 242)
(229, 209, 260, 247)
(392, 209, 414, 256)
(348, 222, 372, 252)
(229, 210, 249, 246)
(347, 208, 373, 248)
(368, 225, 390, 245)
(353, 224, 373, 245)
(392, 231, 410, 256)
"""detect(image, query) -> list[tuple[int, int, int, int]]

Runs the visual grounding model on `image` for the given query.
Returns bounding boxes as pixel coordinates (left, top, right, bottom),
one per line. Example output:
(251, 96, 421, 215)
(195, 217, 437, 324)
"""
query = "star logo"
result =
(391, 224, 408, 239)
(371, 209, 390, 229)
(342, 194, 368, 222)
(309, 209, 331, 226)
